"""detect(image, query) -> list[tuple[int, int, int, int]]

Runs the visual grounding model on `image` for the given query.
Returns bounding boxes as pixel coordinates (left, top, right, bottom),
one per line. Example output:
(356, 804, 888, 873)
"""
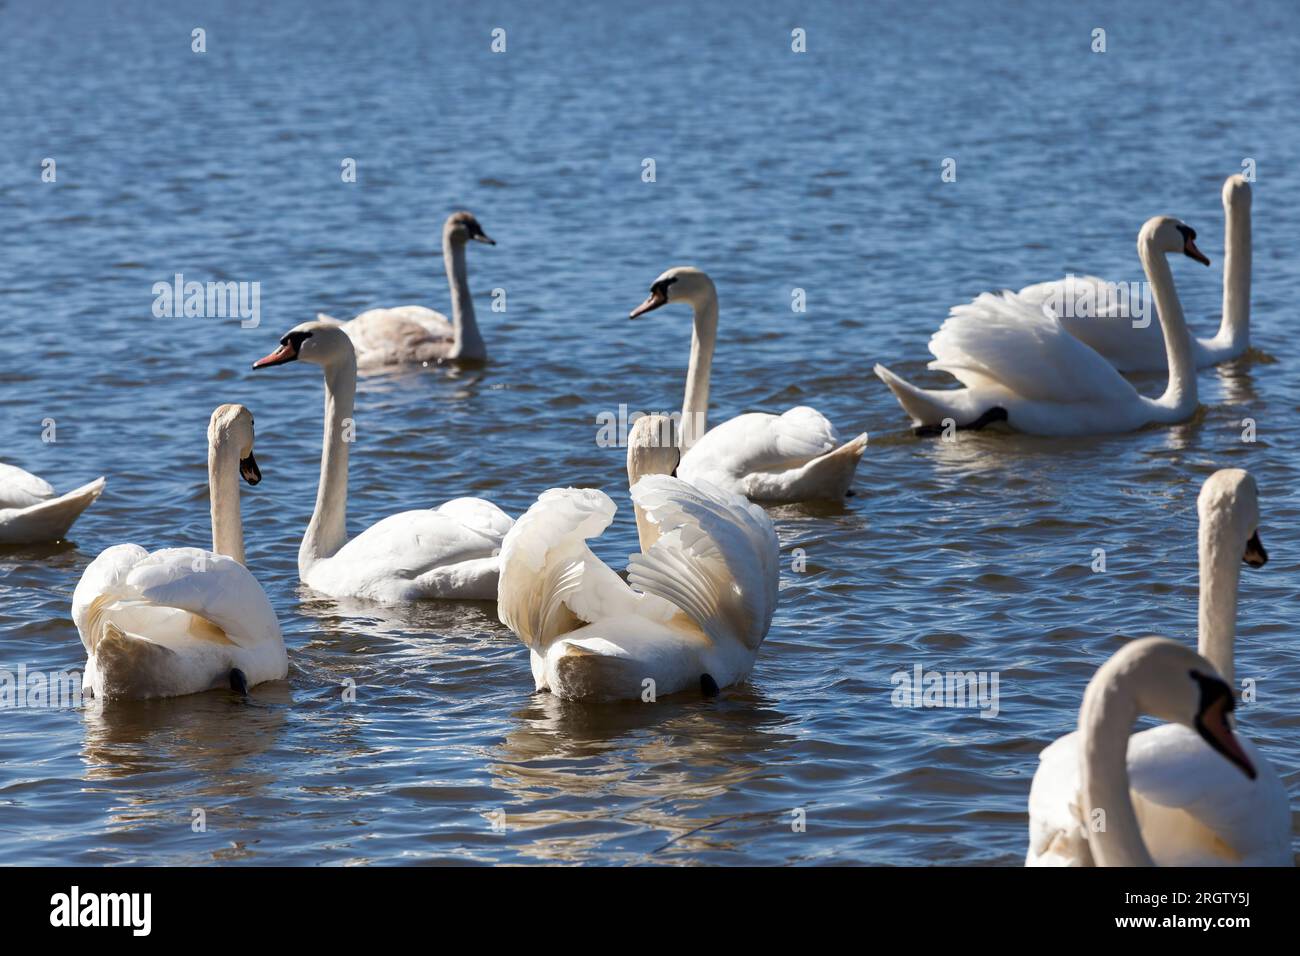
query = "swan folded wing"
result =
(1025, 731, 1093, 866)
(329, 509, 504, 585)
(626, 476, 778, 650)
(681, 408, 841, 482)
(769, 406, 841, 461)
(434, 497, 514, 542)
(344, 307, 453, 356)
(497, 488, 669, 650)
(117, 548, 281, 648)
(0, 463, 55, 509)
(71, 544, 151, 650)
(1126, 723, 1291, 864)
(928, 291, 1135, 402)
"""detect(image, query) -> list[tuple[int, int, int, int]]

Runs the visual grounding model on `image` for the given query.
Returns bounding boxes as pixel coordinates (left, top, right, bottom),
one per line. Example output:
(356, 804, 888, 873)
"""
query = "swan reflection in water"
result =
(485, 688, 797, 863)
(77, 683, 291, 859)
(1210, 353, 1260, 406)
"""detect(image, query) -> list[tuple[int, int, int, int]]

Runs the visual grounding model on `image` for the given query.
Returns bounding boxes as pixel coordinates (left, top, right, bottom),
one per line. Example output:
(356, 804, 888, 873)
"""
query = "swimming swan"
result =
(1026, 472, 1290, 866)
(318, 211, 495, 367)
(70, 405, 287, 699)
(497, 415, 779, 701)
(874, 217, 1210, 437)
(1020, 176, 1251, 372)
(252, 321, 512, 602)
(629, 267, 867, 501)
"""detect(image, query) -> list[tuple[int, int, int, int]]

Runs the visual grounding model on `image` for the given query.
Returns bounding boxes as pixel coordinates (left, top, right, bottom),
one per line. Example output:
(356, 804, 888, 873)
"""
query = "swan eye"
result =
(282, 330, 313, 350)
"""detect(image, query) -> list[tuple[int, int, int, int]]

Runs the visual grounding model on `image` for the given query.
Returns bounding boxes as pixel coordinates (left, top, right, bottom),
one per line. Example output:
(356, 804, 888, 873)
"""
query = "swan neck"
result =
(1078, 673, 1153, 866)
(302, 357, 355, 576)
(445, 235, 484, 360)
(1219, 195, 1251, 351)
(681, 293, 718, 451)
(1198, 516, 1241, 685)
(208, 436, 245, 565)
(1140, 242, 1197, 412)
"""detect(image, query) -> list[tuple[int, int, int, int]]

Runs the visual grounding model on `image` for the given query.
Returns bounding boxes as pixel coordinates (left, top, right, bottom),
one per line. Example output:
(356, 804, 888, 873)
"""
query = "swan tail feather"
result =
(0, 476, 105, 544)
(874, 363, 979, 430)
(315, 312, 345, 326)
(800, 431, 868, 498)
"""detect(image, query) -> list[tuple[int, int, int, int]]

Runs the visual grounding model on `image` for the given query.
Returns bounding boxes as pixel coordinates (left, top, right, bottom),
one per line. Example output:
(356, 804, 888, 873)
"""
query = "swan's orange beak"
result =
(1183, 235, 1211, 266)
(630, 288, 668, 319)
(1197, 695, 1256, 780)
(252, 342, 297, 369)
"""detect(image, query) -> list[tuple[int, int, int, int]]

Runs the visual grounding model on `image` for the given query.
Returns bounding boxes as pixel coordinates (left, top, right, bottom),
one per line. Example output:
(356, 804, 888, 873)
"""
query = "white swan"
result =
(70, 405, 287, 699)
(317, 211, 495, 367)
(1026, 638, 1269, 867)
(1026, 471, 1290, 866)
(874, 216, 1208, 437)
(252, 321, 513, 602)
(0, 464, 104, 545)
(1020, 176, 1250, 371)
(629, 267, 867, 502)
(497, 415, 779, 701)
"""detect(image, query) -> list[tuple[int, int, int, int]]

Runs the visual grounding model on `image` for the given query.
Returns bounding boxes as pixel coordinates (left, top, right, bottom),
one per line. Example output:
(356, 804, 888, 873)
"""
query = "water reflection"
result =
(486, 688, 794, 862)
(79, 686, 290, 783)
(1211, 356, 1258, 405)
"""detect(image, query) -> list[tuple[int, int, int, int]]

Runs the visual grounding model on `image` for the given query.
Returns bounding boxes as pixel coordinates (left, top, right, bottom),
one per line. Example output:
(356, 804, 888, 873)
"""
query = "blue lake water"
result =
(0, 0, 1297, 864)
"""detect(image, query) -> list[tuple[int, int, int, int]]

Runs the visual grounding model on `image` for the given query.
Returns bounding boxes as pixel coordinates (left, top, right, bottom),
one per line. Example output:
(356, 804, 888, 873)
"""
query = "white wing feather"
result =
(930, 291, 1137, 403)
(681, 406, 839, 478)
(73, 545, 280, 652)
(324, 503, 509, 585)
(627, 476, 778, 650)
(497, 488, 671, 652)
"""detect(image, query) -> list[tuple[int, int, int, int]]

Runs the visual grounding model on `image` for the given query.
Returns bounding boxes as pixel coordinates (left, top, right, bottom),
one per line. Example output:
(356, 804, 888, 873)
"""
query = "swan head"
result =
(208, 404, 261, 485)
(1139, 216, 1210, 266)
(1198, 468, 1266, 568)
(445, 210, 495, 246)
(252, 321, 355, 371)
(1222, 174, 1252, 210)
(1099, 638, 1255, 780)
(627, 414, 680, 484)
(629, 266, 717, 319)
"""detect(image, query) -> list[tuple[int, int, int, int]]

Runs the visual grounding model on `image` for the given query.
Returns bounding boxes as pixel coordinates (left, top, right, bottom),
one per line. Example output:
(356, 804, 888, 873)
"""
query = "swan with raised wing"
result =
(318, 211, 496, 367)
(70, 405, 287, 699)
(874, 217, 1210, 437)
(497, 415, 779, 701)
(252, 321, 512, 602)
(1026, 471, 1290, 866)
(0, 464, 104, 545)
(629, 267, 867, 501)
(1020, 176, 1252, 371)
